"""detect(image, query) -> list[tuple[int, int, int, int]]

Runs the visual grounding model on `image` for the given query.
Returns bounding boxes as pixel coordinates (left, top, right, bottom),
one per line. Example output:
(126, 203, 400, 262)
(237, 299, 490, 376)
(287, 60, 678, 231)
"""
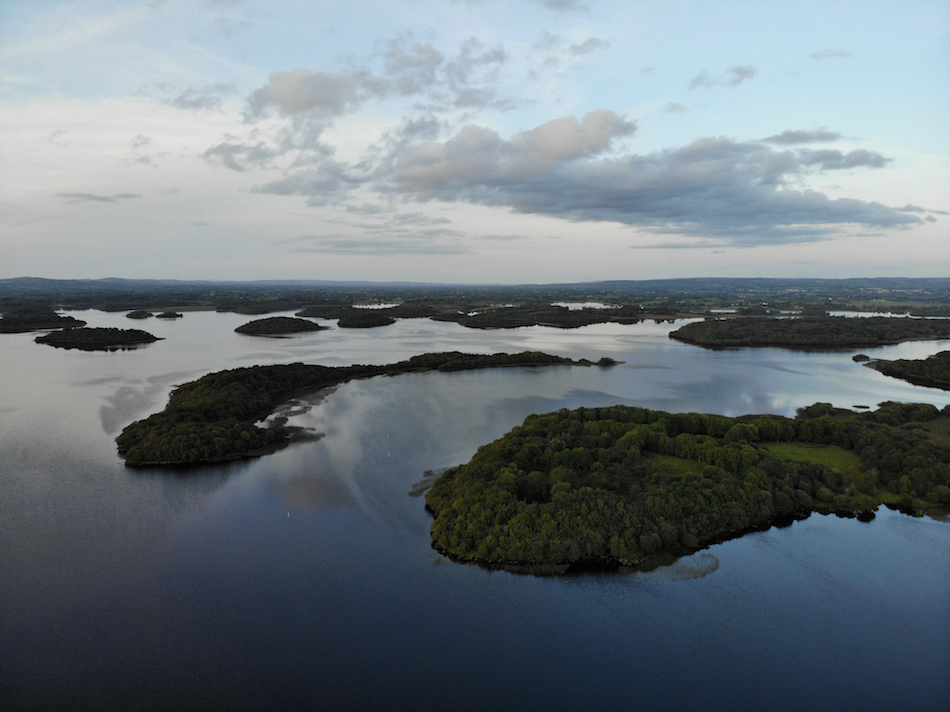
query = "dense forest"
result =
(117, 351, 590, 466)
(34, 327, 160, 350)
(868, 351, 950, 390)
(670, 316, 950, 348)
(426, 401, 950, 573)
(235, 316, 327, 335)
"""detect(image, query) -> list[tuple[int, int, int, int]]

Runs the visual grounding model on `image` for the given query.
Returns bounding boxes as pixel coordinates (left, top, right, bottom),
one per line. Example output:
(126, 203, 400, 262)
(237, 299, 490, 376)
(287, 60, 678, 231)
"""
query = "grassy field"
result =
(762, 441, 870, 489)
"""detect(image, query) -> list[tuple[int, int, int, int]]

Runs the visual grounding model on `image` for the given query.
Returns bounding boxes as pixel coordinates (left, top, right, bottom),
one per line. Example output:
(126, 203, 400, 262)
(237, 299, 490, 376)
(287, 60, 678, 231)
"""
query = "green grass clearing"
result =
(762, 441, 865, 486)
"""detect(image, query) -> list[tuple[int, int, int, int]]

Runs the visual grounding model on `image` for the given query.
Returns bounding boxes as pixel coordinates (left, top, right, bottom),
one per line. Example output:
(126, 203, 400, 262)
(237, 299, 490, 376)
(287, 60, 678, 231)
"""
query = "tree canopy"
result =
(426, 401, 950, 573)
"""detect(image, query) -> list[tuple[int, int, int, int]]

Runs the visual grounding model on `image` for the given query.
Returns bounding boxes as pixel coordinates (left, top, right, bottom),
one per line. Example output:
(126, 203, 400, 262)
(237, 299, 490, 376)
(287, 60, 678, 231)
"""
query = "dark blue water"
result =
(1, 311, 948, 711)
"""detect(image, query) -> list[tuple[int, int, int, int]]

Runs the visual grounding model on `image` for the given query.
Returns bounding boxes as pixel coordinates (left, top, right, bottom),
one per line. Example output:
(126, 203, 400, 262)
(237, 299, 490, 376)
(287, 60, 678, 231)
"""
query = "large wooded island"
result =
(426, 401, 950, 573)
(670, 315, 950, 348)
(116, 351, 596, 466)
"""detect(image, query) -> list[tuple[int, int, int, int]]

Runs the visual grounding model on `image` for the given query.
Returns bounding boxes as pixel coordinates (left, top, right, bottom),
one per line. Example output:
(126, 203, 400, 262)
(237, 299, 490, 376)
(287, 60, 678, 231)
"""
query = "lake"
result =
(1, 311, 948, 711)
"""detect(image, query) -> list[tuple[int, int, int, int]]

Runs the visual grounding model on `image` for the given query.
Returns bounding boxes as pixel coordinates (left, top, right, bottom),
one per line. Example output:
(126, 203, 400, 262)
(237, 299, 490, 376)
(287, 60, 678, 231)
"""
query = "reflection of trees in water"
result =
(631, 553, 720, 580)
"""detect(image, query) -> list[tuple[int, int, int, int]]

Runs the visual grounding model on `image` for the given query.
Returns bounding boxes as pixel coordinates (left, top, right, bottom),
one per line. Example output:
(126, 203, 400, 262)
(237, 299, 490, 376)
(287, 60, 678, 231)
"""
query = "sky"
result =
(1, 0, 948, 284)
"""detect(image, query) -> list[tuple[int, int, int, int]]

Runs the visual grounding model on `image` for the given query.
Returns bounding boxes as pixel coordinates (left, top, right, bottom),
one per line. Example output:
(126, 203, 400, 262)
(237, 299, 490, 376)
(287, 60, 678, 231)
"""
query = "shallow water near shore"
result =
(1, 311, 948, 711)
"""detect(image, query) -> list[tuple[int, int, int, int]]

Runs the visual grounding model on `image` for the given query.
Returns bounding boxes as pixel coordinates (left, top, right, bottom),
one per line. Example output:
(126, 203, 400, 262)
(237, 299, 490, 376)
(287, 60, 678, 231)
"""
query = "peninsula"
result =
(0, 307, 86, 333)
(426, 401, 950, 573)
(35, 327, 161, 350)
(116, 351, 597, 466)
(670, 316, 950, 349)
(866, 350, 950, 390)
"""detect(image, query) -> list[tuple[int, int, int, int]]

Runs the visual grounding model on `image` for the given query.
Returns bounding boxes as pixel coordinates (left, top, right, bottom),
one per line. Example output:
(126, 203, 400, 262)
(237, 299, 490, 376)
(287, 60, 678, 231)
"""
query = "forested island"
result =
(670, 316, 950, 349)
(426, 401, 950, 574)
(235, 316, 328, 335)
(117, 351, 595, 466)
(0, 307, 86, 333)
(35, 327, 161, 350)
(867, 351, 950, 391)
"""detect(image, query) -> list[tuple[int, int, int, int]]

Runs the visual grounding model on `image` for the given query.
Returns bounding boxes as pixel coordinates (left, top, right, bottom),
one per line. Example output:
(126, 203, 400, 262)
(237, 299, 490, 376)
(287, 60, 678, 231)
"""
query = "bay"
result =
(1, 311, 948, 711)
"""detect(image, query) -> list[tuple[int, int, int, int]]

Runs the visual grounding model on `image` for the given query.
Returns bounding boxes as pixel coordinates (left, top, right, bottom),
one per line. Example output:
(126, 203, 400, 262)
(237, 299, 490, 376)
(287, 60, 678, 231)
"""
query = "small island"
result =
(866, 350, 950, 390)
(117, 351, 600, 466)
(126, 310, 153, 319)
(35, 327, 161, 350)
(670, 315, 950, 349)
(337, 312, 396, 328)
(426, 401, 950, 574)
(235, 316, 328, 336)
(156, 312, 183, 319)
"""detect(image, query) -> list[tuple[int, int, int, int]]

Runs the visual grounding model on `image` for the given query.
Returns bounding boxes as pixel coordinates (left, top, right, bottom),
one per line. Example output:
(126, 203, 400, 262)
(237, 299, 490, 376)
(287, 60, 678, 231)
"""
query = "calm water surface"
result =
(1, 312, 948, 711)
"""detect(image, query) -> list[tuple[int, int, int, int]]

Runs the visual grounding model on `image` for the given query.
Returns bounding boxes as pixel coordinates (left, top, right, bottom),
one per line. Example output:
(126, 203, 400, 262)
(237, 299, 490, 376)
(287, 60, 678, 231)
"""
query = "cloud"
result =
(533, 32, 562, 51)
(165, 84, 235, 111)
(381, 110, 635, 191)
(798, 148, 890, 170)
(203, 141, 281, 171)
(662, 102, 687, 114)
(56, 193, 140, 203)
(387, 212, 451, 227)
(444, 37, 508, 87)
(246, 68, 375, 120)
(689, 65, 757, 90)
(569, 38, 609, 56)
(130, 135, 150, 149)
(376, 127, 922, 246)
(534, 0, 590, 12)
(809, 48, 852, 60)
(379, 33, 444, 95)
(242, 36, 519, 125)
(280, 234, 467, 255)
(761, 129, 842, 145)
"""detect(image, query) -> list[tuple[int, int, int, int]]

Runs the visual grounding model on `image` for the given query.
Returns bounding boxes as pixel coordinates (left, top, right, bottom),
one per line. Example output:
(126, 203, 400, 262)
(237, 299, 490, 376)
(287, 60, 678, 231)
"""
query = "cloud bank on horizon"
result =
(0, 0, 947, 282)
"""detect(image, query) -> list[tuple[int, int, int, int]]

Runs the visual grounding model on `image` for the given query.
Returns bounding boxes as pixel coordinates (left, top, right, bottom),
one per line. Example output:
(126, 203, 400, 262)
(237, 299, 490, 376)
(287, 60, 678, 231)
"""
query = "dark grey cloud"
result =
(761, 129, 842, 145)
(809, 48, 852, 60)
(57, 193, 140, 203)
(130, 135, 150, 149)
(662, 102, 687, 114)
(925, 215, 937, 222)
(689, 65, 757, 90)
(798, 148, 890, 170)
(376, 128, 921, 246)
(569, 38, 609, 56)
